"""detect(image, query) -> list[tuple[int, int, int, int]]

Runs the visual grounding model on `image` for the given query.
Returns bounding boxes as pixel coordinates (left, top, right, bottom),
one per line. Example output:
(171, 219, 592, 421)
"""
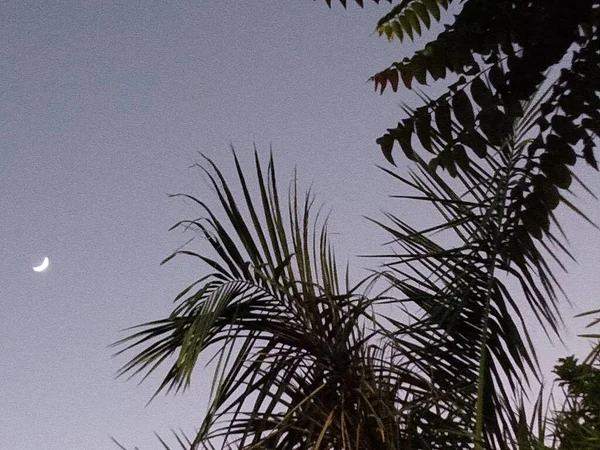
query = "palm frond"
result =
(373, 82, 581, 448)
(114, 149, 402, 449)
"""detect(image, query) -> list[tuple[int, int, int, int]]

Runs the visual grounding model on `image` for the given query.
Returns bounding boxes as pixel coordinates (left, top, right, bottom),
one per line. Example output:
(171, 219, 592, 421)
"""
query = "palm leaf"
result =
(372, 82, 579, 449)
(114, 149, 404, 449)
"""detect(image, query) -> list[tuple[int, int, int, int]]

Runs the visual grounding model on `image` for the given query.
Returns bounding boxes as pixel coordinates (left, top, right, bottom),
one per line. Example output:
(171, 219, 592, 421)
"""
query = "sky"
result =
(1, 1, 599, 449)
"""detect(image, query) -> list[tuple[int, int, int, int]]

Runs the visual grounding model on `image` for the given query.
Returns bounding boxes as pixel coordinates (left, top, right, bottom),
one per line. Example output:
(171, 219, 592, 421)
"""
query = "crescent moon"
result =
(33, 257, 50, 272)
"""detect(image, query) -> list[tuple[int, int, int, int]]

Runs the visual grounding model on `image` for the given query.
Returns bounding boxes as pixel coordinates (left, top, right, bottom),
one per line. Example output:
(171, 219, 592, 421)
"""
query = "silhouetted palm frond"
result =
(369, 83, 585, 449)
(114, 150, 412, 449)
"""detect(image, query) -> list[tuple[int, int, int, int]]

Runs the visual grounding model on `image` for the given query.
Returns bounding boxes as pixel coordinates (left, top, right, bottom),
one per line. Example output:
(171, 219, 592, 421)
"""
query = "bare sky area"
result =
(1, 2, 599, 449)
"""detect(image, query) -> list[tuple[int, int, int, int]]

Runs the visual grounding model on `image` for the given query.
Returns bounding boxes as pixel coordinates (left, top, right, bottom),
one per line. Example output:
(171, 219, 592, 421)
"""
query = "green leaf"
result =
(532, 174, 560, 210)
(583, 142, 598, 170)
(551, 114, 580, 144)
(452, 90, 475, 129)
(395, 120, 416, 161)
(525, 193, 550, 235)
(461, 130, 488, 158)
(438, 148, 457, 177)
(388, 68, 399, 92)
(405, 9, 422, 37)
(546, 134, 576, 166)
(428, 51, 447, 80)
(377, 133, 396, 165)
(582, 117, 600, 136)
(384, 24, 394, 41)
(478, 107, 506, 146)
(452, 144, 470, 171)
(540, 154, 572, 189)
(391, 20, 404, 41)
(470, 77, 494, 110)
(375, 71, 388, 94)
(522, 207, 543, 240)
(415, 109, 433, 152)
(400, 65, 413, 89)
(412, 3, 431, 29)
(399, 14, 414, 41)
(411, 55, 428, 84)
(435, 100, 453, 141)
(488, 64, 506, 92)
(376, 0, 413, 28)
(423, 0, 441, 21)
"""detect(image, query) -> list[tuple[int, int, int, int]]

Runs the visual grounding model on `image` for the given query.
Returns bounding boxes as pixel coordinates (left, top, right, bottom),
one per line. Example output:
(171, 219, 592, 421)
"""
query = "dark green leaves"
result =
(395, 120, 417, 160)
(377, 133, 396, 165)
(376, 95, 574, 448)
(522, 193, 550, 240)
(116, 150, 393, 448)
(551, 115, 579, 144)
(462, 130, 487, 158)
(400, 65, 413, 89)
(540, 154, 572, 190)
(376, 0, 450, 42)
(470, 77, 494, 110)
(415, 109, 433, 152)
(546, 134, 576, 166)
(399, 14, 414, 40)
(377, 120, 416, 163)
(478, 107, 508, 146)
(423, 0, 440, 21)
(412, 3, 431, 29)
(532, 174, 560, 211)
(583, 140, 598, 170)
(452, 90, 474, 129)
(435, 100, 453, 141)
(452, 144, 470, 170)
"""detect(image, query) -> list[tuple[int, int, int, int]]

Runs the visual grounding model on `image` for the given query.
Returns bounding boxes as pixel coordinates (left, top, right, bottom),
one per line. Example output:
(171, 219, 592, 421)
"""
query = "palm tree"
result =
(370, 90, 566, 449)
(114, 80, 590, 449)
(114, 150, 408, 449)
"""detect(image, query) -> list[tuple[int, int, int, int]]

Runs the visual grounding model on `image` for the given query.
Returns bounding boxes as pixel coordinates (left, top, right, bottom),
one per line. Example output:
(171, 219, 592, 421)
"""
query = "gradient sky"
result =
(2, 2, 599, 449)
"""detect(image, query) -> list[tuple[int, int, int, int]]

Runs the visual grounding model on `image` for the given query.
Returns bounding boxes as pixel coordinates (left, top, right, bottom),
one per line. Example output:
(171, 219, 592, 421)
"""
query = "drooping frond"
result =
(370, 83, 585, 449)
(113, 149, 415, 449)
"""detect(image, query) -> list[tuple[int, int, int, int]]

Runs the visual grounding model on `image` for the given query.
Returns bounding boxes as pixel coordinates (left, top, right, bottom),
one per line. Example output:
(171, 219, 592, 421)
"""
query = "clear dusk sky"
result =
(1, 2, 599, 449)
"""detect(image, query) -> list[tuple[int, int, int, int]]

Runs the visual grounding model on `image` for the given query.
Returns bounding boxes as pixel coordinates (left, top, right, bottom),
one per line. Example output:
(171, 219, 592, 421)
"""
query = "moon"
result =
(33, 257, 50, 272)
